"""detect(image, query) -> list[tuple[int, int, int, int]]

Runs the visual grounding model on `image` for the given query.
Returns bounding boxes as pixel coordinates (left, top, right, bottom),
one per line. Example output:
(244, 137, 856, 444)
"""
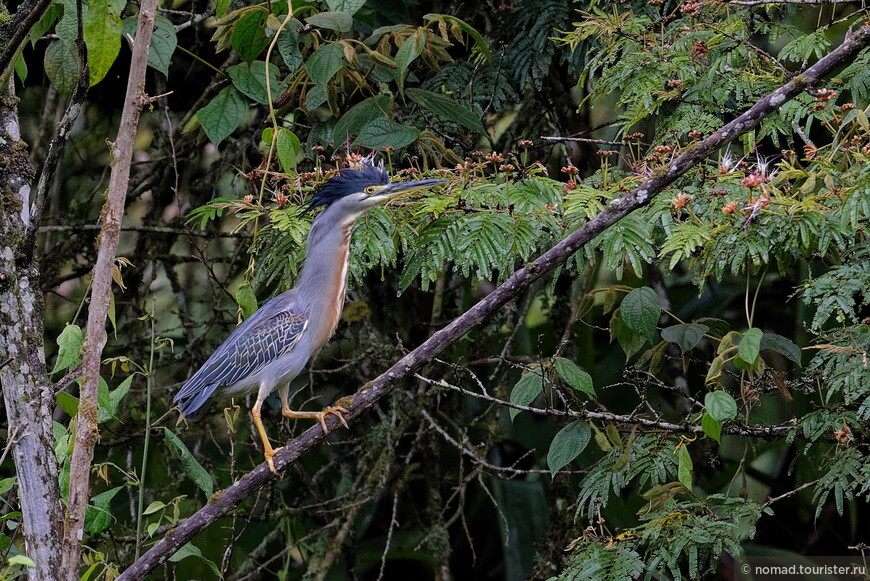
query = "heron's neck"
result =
(294, 209, 355, 318)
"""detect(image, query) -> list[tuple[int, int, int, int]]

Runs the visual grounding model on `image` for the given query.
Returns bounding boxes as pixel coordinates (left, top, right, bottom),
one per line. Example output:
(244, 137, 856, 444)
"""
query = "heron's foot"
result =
(281, 406, 349, 433)
(316, 406, 349, 433)
(264, 446, 282, 476)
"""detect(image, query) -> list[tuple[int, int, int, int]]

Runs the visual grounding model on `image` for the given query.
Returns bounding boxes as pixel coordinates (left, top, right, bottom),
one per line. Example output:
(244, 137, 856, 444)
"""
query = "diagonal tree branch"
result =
(116, 22, 870, 581)
(60, 1, 159, 579)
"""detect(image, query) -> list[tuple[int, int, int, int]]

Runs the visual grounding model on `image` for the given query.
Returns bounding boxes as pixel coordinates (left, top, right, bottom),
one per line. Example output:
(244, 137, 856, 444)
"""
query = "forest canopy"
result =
(1, 0, 870, 580)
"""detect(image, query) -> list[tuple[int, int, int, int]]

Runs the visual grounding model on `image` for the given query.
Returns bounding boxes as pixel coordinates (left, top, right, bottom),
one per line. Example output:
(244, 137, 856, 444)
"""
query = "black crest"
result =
(304, 156, 388, 212)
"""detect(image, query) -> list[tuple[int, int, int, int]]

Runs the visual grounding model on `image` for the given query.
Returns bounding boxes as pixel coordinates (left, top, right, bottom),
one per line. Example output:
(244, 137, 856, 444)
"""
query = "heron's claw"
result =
(316, 406, 349, 433)
(264, 446, 282, 476)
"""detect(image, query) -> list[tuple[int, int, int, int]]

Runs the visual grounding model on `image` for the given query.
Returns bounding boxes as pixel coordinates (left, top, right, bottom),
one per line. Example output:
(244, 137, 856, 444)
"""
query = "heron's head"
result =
(304, 156, 445, 221)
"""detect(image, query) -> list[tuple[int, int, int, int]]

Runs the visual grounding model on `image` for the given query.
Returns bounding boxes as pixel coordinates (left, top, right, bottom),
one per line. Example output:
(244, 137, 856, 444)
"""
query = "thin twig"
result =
(763, 479, 820, 508)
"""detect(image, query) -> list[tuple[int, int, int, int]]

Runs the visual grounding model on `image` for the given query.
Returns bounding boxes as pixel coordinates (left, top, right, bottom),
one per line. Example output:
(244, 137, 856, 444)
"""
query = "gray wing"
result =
(174, 309, 308, 418)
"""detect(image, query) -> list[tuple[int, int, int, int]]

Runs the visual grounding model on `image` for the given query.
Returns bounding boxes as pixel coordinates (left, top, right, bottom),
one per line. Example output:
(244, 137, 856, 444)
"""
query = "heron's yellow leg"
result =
(251, 401, 281, 475)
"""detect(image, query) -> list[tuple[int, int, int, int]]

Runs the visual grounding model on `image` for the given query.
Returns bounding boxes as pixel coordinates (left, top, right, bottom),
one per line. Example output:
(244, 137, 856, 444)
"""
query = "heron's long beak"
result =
(368, 179, 446, 203)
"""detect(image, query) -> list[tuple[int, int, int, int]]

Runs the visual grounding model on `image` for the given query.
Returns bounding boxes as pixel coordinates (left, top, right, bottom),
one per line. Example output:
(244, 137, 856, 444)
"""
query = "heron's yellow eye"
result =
(365, 186, 376, 194)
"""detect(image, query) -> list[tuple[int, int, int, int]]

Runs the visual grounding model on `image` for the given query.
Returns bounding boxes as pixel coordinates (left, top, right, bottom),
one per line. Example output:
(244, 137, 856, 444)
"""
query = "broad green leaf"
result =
(30, 4, 60, 47)
(122, 14, 177, 76)
(760, 332, 802, 365)
(677, 445, 693, 491)
(216, 0, 231, 16)
(612, 312, 646, 361)
(51, 324, 84, 374)
(547, 421, 591, 478)
(354, 117, 419, 150)
(44, 40, 80, 98)
(232, 10, 270, 63)
(621, 287, 661, 341)
(197, 87, 248, 146)
(554, 357, 595, 395)
(509, 372, 543, 421)
(661, 323, 709, 353)
(236, 284, 258, 319)
(163, 428, 215, 496)
(83, 0, 124, 86)
(0, 477, 16, 495)
(57, 392, 79, 417)
(705, 391, 737, 422)
(405, 88, 487, 136)
(305, 11, 353, 33)
(142, 500, 165, 515)
(738, 327, 763, 365)
(227, 60, 281, 104)
(276, 128, 301, 172)
(394, 28, 425, 94)
(333, 96, 390, 143)
(97, 376, 114, 423)
(84, 486, 123, 533)
(305, 43, 345, 86)
(56, 0, 85, 43)
(168, 542, 221, 576)
(701, 413, 722, 444)
(305, 84, 328, 110)
(276, 19, 304, 72)
(7, 555, 36, 568)
(14, 53, 27, 83)
(109, 375, 134, 417)
(326, 0, 366, 14)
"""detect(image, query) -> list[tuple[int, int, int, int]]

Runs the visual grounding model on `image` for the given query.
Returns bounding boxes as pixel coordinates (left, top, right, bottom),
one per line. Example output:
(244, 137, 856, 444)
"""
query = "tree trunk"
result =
(0, 86, 63, 580)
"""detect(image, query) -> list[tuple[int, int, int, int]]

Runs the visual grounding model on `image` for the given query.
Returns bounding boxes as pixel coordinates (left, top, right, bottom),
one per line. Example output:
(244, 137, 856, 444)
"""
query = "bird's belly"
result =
(221, 350, 309, 396)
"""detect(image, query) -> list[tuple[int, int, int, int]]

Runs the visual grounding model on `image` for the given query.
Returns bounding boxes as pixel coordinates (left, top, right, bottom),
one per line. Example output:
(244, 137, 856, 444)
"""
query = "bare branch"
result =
(116, 22, 870, 580)
(61, 2, 160, 579)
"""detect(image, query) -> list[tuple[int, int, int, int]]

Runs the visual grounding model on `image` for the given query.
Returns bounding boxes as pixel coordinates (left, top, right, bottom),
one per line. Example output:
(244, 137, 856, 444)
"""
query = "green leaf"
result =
(232, 10, 270, 62)
(554, 357, 595, 395)
(760, 332, 802, 365)
(305, 42, 345, 86)
(30, 4, 60, 47)
(705, 391, 737, 422)
(354, 117, 420, 150)
(677, 445, 693, 491)
(109, 375, 134, 417)
(276, 19, 304, 72)
(168, 542, 220, 576)
(197, 87, 248, 146)
(276, 128, 301, 172)
(547, 421, 591, 477)
(305, 11, 353, 33)
(621, 287, 661, 341)
(56, 0, 84, 43)
(122, 14, 177, 76)
(163, 428, 214, 496)
(326, 0, 366, 14)
(7, 555, 36, 568)
(227, 60, 281, 104)
(83, 0, 124, 86)
(701, 413, 722, 444)
(738, 327, 763, 365)
(333, 96, 391, 143)
(84, 486, 123, 533)
(405, 88, 487, 136)
(661, 323, 709, 353)
(57, 391, 79, 417)
(394, 28, 425, 94)
(612, 312, 646, 361)
(142, 500, 165, 515)
(235, 284, 258, 319)
(509, 372, 543, 421)
(97, 376, 114, 423)
(52, 324, 84, 375)
(44, 40, 80, 98)
(0, 477, 16, 496)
